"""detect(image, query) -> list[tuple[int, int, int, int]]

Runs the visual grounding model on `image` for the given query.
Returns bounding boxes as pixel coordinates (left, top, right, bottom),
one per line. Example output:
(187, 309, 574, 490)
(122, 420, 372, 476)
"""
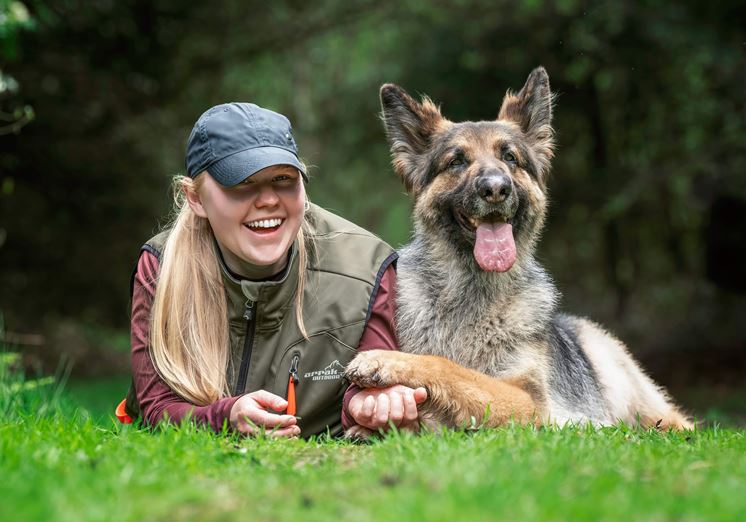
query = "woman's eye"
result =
(503, 151, 517, 164)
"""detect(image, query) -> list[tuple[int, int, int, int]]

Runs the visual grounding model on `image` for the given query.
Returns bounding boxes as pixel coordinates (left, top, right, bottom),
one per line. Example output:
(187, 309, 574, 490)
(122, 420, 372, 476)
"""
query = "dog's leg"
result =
(345, 350, 538, 428)
(640, 411, 694, 431)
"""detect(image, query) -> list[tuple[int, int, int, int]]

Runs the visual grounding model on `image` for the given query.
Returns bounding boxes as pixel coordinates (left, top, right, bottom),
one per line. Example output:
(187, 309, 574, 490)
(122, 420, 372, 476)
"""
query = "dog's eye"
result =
(503, 151, 517, 164)
(448, 156, 466, 169)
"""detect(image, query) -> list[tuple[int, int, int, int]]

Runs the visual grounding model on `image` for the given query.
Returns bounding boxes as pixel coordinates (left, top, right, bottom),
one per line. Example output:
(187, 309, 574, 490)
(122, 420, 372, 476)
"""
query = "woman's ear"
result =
(184, 179, 208, 218)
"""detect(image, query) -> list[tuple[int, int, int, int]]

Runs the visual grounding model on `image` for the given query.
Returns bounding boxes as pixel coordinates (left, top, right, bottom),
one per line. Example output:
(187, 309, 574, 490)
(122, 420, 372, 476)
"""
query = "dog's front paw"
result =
(344, 350, 407, 388)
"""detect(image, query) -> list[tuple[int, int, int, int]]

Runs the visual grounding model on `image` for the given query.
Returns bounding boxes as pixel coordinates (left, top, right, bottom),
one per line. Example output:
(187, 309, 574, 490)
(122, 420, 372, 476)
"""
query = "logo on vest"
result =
(304, 360, 345, 382)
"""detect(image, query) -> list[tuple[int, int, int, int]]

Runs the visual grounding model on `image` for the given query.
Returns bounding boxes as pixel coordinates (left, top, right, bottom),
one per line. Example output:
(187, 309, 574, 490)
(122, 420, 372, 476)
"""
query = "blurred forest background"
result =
(1, 0, 744, 419)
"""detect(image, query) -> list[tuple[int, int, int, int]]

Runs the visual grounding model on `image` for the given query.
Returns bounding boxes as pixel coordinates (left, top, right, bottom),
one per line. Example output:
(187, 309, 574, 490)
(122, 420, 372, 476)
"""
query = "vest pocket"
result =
(274, 332, 358, 435)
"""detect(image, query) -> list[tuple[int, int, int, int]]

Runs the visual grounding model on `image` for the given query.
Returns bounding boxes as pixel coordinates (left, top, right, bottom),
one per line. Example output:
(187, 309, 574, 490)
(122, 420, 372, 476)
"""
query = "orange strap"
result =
(115, 398, 133, 424)
(286, 376, 297, 416)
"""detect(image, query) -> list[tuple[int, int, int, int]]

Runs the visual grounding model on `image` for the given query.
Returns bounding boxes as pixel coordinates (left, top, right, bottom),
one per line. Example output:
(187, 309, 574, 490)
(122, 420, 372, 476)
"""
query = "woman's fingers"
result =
(349, 385, 427, 431)
(243, 390, 297, 427)
(230, 390, 299, 436)
(249, 409, 297, 429)
(413, 387, 428, 404)
(388, 390, 405, 427)
(375, 392, 391, 426)
(237, 420, 301, 438)
(268, 425, 301, 438)
(360, 394, 376, 422)
(348, 393, 377, 429)
(249, 389, 289, 411)
(402, 389, 419, 424)
(235, 411, 297, 434)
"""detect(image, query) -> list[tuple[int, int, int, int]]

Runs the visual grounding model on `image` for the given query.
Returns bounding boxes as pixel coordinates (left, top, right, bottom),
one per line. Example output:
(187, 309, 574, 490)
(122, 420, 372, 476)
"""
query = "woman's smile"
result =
(244, 217, 285, 235)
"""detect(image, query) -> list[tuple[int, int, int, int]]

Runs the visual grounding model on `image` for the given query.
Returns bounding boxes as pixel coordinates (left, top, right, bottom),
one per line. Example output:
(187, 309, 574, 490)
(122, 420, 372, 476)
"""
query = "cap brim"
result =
(207, 146, 308, 187)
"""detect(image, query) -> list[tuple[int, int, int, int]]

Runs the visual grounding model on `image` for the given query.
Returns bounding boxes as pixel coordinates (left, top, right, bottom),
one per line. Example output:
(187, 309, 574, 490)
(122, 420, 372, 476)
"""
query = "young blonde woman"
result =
(121, 103, 426, 437)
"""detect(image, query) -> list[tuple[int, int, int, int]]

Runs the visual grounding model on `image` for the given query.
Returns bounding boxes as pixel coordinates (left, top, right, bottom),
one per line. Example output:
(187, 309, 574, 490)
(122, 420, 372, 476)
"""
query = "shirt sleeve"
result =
(130, 250, 241, 433)
(341, 263, 399, 430)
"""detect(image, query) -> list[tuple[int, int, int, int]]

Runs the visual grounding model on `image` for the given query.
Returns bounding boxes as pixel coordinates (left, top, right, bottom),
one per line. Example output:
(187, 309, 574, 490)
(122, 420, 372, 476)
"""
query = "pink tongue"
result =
(474, 222, 516, 272)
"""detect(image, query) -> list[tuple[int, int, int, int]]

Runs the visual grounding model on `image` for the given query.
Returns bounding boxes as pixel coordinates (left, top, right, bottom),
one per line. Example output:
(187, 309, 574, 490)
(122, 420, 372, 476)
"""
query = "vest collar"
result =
(218, 241, 300, 329)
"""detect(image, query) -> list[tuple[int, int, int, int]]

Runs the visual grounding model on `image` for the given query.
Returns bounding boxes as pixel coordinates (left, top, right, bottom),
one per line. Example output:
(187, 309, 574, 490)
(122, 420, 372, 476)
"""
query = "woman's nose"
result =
(254, 184, 280, 207)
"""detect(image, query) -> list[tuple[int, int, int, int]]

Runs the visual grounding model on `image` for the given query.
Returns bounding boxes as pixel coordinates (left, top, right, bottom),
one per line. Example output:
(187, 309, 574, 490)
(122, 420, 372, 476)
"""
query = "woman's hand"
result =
(348, 385, 427, 432)
(230, 390, 300, 437)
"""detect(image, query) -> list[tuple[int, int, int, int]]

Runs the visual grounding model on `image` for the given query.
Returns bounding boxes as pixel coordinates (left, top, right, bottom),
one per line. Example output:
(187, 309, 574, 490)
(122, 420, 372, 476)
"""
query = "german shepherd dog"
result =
(345, 67, 691, 433)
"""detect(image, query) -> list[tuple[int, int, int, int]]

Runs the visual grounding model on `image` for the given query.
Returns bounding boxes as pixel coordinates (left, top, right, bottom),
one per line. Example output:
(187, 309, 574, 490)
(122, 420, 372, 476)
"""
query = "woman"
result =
(120, 102, 426, 437)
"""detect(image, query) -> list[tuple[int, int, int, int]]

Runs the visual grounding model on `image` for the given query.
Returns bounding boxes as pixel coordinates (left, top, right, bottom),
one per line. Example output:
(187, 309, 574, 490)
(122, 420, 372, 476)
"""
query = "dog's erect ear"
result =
(380, 83, 445, 193)
(498, 67, 555, 176)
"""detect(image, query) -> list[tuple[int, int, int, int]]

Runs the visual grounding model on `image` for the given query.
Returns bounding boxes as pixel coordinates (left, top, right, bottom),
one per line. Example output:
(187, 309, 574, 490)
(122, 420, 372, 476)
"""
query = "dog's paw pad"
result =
(345, 352, 397, 388)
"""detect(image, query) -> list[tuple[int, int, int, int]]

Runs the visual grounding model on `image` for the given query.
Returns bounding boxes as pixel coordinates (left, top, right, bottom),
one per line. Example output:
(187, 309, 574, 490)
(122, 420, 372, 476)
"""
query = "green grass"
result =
(2, 346, 745, 521)
(1, 415, 744, 522)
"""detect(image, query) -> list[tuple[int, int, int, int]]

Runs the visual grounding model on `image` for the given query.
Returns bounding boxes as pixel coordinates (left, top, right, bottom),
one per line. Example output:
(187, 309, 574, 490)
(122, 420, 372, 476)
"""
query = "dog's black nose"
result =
(476, 173, 513, 204)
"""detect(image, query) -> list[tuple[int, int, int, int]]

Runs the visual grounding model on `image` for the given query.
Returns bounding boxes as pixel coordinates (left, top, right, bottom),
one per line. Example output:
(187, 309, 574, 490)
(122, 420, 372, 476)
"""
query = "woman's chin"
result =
(240, 243, 291, 269)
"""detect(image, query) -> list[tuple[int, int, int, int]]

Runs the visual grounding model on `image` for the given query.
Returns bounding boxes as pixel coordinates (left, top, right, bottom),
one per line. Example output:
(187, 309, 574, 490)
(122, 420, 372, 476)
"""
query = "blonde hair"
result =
(149, 174, 313, 405)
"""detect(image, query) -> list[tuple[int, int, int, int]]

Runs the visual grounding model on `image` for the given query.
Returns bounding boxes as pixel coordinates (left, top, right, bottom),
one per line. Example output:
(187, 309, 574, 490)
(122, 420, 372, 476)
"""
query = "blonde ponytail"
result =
(295, 214, 316, 340)
(149, 176, 230, 405)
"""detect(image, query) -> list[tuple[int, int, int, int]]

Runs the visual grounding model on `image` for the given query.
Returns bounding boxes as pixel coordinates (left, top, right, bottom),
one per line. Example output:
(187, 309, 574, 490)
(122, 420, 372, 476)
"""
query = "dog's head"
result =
(381, 67, 555, 273)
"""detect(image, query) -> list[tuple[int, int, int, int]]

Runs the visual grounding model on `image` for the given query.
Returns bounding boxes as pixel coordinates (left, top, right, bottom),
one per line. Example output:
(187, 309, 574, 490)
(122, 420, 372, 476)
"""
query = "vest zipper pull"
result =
(289, 354, 300, 384)
(243, 301, 254, 321)
(287, 354, 300, 416)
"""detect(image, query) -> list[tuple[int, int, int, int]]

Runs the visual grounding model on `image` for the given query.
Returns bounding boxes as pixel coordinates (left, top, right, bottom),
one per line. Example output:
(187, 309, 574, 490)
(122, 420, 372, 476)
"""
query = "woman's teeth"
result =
(246, 218, 283, 229)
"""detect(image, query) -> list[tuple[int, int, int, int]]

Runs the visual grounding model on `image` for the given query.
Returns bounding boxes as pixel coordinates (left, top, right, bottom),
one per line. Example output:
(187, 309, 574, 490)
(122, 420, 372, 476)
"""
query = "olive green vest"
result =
(127, 204, 397, 437)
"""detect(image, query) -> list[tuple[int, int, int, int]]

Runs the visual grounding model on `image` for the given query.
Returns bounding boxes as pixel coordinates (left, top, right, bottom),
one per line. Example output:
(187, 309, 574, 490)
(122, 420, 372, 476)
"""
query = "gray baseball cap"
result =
(185, 102, 308, 186)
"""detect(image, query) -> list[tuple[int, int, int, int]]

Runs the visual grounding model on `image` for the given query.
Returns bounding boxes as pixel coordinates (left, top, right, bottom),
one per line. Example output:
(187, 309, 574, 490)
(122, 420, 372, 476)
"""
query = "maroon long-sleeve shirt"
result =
(130, 250, 397, 433)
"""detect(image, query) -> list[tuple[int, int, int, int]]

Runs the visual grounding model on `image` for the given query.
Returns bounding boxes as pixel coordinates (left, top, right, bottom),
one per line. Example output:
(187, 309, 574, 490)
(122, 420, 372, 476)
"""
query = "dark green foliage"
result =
(0, 1, 745, 384)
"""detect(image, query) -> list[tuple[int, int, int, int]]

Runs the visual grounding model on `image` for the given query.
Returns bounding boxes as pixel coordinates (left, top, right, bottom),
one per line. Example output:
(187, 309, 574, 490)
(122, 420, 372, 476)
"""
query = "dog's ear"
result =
(498, 67, 555, 176)
(380, 83, 445, 193)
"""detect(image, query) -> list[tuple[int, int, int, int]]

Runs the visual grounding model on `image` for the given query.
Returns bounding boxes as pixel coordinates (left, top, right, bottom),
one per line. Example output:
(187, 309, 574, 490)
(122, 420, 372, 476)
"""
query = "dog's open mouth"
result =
(454, 210, 516, 273)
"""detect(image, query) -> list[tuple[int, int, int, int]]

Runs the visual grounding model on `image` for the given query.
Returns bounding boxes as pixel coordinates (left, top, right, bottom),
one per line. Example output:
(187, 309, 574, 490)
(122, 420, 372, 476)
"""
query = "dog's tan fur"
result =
(345, 67, 691, 433)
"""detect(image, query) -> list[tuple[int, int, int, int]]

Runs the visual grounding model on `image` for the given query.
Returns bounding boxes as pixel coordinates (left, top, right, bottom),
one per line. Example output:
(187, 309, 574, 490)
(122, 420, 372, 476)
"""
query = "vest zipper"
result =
(286, 354, 300, 416)
(234, 300, 256, 395)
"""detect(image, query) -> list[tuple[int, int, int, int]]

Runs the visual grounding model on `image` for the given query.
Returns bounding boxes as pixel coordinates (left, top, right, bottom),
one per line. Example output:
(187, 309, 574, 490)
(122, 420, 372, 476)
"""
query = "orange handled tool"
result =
(286, 354, 300, 416)
(286, 375, 297, 416)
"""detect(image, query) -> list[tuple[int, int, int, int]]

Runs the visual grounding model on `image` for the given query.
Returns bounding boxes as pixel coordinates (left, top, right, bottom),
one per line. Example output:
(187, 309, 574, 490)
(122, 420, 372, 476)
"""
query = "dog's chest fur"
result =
(394, 241, 558, 380)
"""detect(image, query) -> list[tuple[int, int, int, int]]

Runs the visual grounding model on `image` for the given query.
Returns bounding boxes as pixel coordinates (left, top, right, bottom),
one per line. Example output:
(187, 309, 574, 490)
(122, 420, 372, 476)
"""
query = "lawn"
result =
(1, 372, 745, 522)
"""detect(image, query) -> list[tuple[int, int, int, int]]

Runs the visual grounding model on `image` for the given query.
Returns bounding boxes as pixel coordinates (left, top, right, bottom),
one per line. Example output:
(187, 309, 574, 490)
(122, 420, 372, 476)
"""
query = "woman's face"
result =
(187, 165, 305, 276)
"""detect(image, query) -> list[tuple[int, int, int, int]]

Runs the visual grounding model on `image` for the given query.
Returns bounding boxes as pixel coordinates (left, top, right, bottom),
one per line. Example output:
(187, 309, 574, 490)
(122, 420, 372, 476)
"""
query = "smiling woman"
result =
(121, 103, 427, 438)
